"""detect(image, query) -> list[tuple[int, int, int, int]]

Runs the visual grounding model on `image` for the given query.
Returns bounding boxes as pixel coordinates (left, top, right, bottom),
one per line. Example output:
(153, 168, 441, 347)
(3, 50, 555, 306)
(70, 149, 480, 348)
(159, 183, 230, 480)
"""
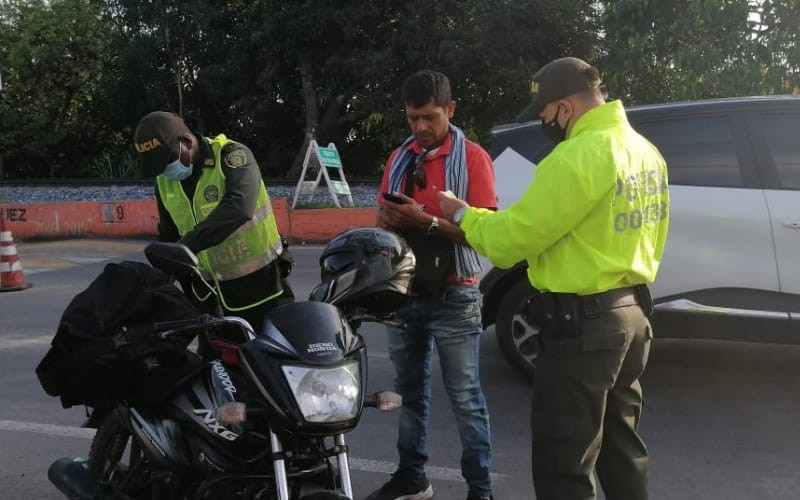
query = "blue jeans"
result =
(387, 284, 493, 497)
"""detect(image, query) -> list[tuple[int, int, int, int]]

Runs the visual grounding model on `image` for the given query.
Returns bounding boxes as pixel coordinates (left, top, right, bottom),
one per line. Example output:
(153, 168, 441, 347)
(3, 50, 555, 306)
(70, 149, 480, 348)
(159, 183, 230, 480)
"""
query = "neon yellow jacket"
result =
(157, 134, 283, 310)
(461, 100, 669, 294)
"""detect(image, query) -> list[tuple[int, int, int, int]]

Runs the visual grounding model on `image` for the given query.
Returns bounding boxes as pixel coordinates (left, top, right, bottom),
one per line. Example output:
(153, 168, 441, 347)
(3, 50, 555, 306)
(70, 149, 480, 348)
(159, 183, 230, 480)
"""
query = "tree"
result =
(0, 0, 121, 178)
(599, 0, 800, 105)
(255, 0, 600, 177)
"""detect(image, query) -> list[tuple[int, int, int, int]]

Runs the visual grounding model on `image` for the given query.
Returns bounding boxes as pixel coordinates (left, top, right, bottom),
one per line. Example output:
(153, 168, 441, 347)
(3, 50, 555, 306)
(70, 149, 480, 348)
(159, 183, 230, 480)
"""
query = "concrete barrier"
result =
(0, 198, 378, 243)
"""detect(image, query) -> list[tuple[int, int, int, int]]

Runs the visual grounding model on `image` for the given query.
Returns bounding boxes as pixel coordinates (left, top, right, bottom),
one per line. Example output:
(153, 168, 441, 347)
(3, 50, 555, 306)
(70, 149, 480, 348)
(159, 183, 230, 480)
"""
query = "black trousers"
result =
(531, 303, 652, 500)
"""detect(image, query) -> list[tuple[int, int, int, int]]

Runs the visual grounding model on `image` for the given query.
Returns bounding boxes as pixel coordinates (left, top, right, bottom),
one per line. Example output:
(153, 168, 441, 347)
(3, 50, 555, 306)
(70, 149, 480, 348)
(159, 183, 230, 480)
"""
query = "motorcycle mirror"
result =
(145, 242, 199, 278)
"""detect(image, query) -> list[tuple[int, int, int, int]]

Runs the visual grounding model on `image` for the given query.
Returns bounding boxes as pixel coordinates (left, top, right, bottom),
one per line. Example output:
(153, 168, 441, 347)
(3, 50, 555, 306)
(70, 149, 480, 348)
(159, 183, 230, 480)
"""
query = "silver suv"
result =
(481, 96, 800, 378)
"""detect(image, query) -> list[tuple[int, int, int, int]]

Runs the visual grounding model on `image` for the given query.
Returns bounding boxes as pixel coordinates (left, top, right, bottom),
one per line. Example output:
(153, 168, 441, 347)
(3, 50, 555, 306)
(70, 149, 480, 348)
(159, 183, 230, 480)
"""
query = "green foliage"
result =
(86, 151, 139, 179)
(1, 0, 799, 180)
(599, 0, 800, 104)
(0, 0, 124, 178)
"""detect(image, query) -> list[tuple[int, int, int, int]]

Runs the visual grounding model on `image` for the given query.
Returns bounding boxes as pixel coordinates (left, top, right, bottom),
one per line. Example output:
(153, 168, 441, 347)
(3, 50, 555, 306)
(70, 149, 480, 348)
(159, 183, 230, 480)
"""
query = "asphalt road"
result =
(1, 239, 799, 499)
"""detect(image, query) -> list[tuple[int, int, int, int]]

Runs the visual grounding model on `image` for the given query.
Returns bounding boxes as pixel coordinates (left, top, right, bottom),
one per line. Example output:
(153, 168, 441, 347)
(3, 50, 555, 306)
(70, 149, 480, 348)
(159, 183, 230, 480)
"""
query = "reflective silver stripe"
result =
(229, 204, 273, 239)
(0, 261, 22, 272)
(655, 299, 790, 319)
(203, 242, 282, 282)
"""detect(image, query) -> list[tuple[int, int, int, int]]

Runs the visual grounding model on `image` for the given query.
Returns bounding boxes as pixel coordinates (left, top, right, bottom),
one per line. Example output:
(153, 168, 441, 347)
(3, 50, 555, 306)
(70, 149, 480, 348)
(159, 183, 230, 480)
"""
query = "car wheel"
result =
(495, 278, 539, 381)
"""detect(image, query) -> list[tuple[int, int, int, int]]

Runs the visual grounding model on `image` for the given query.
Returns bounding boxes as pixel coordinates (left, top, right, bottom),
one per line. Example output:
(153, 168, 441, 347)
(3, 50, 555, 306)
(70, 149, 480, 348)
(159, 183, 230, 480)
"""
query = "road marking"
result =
(349, 457, 508, 481)
(0, 420, 508, 481)
(21, 268, 53, 275)
(0, 334, 53, 349)
(0, 420, 95, 439)
(61, 257, 111, 264)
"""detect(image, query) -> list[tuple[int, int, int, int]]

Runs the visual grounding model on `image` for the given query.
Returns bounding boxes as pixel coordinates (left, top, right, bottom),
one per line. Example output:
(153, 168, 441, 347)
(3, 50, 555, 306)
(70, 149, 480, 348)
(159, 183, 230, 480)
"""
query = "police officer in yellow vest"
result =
(439, 57, 669, 500)
(134, 111, 293, 329)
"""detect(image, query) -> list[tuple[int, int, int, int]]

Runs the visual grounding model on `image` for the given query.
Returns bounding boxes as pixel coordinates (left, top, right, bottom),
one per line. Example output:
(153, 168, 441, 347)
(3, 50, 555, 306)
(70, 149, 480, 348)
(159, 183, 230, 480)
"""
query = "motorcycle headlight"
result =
(281, 361, 361, 423)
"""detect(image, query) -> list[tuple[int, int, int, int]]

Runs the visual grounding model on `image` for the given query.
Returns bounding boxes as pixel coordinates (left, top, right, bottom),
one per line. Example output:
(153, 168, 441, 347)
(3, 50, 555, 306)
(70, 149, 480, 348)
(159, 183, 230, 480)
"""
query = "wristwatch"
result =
(426, 216, 439, 235)
(453, 206, 467, 226)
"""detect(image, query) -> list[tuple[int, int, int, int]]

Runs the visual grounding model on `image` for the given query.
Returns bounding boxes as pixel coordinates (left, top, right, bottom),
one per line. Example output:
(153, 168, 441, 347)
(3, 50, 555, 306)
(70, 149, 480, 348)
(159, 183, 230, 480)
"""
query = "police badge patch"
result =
(224, 149, 248, 168)
(204, 185, 219, 202)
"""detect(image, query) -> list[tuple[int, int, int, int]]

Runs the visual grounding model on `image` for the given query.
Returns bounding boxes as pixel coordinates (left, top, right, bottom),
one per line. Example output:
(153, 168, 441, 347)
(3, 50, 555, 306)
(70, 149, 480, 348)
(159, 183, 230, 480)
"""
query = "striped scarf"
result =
(387, 124, 482, 279)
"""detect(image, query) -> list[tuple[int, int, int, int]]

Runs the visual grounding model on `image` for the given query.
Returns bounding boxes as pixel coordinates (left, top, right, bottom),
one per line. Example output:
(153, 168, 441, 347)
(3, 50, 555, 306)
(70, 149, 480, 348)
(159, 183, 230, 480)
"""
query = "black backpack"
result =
(36, 260, 201, 409)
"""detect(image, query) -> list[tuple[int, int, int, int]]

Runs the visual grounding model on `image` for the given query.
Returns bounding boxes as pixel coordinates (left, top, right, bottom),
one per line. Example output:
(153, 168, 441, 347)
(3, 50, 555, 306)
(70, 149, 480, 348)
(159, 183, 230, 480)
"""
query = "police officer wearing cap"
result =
(439, 57, 669, 500)
(134, 111, 294, 329)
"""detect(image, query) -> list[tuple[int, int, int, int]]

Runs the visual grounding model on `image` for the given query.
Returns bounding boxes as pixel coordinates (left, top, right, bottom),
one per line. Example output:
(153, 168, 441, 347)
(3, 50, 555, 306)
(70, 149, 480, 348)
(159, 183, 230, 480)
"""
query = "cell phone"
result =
(382, 192, 405, 204)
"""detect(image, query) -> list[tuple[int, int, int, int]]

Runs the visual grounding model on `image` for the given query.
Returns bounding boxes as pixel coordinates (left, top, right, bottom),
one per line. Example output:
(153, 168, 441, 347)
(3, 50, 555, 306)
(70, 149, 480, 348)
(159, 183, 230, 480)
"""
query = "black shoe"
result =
(466, 494, 493, 500)
(364, 470, 434, 500)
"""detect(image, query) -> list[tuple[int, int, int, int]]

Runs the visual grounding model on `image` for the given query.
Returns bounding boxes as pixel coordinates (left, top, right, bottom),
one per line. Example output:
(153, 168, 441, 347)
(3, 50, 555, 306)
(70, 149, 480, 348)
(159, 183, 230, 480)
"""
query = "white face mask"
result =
(162, 142, 193, 181)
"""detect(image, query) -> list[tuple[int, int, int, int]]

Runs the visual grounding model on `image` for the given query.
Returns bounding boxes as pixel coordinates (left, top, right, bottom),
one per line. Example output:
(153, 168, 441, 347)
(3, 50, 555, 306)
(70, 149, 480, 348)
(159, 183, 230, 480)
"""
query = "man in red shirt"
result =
(366, 70, 496, 500)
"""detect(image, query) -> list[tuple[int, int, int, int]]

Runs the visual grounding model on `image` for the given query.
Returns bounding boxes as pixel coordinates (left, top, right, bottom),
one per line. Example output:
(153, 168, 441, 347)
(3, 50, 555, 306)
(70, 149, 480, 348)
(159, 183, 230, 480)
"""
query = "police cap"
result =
(516, 57, 603, 123)
(133, 111, 190, 178)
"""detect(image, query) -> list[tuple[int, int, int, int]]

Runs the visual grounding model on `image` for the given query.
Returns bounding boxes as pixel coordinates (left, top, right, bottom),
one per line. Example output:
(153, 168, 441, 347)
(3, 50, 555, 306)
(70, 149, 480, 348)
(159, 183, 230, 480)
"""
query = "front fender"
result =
(479, 261, 529, 328)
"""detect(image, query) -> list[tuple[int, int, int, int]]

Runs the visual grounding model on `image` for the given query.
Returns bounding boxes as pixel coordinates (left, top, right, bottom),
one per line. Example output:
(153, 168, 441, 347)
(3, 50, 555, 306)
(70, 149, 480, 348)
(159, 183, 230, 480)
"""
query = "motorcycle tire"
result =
(495, 278, 539, 382)
(88, 413, 153, 499)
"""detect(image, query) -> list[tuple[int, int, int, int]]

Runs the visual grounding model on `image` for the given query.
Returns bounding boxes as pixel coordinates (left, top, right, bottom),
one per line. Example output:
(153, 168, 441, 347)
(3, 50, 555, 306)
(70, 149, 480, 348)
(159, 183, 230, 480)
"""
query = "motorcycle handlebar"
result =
(152, 314, 225, 339)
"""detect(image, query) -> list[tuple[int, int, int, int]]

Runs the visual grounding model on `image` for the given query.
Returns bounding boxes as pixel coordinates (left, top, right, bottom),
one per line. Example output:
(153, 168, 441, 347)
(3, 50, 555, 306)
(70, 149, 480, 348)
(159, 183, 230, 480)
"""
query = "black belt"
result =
(536, 285, 648, 321)
(579, 286, 640, 318)
(530, 285, 652, 339)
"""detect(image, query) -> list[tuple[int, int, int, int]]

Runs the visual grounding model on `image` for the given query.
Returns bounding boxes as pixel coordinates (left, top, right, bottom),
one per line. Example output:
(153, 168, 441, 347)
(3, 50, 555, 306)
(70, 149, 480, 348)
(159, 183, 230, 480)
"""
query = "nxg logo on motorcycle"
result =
(204, 185, 219, 202)
(193, 408, 239, 441)
(212, 361, 237, 399)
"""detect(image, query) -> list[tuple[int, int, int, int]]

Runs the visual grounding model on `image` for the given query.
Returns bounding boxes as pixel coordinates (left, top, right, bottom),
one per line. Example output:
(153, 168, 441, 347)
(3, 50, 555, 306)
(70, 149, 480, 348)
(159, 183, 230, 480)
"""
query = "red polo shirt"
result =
(377, 133, 497, 284)
(377, 133, 497, 212)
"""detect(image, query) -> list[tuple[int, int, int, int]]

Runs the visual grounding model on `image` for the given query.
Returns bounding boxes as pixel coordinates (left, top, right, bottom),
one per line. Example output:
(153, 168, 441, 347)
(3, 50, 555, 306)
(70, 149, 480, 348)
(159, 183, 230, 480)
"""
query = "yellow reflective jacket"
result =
(462, 100, 669, 294)
(157, 134, 283, 310)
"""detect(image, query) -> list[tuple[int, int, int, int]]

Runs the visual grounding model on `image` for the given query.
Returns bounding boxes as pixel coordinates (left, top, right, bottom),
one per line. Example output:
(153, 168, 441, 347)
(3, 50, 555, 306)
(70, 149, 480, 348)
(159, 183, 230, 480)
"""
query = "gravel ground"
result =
(1, 184, 381, 208)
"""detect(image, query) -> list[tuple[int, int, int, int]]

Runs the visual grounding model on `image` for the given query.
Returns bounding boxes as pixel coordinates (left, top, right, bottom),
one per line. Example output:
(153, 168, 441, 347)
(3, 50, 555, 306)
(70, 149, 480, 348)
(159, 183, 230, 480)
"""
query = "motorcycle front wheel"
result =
(88, 413, 155, 499)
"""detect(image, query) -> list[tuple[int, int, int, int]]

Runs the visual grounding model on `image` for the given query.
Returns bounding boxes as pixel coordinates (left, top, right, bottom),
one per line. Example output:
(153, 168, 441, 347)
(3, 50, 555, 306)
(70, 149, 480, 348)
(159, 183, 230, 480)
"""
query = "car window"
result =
(634, 115, 743, 187)
(757, 113, 800, 190)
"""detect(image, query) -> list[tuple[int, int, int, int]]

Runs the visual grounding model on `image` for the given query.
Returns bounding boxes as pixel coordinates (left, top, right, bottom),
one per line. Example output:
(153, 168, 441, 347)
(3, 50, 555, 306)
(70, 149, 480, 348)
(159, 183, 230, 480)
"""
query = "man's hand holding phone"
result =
(379, 192, 428, 230)
(382, 192, 406, 204)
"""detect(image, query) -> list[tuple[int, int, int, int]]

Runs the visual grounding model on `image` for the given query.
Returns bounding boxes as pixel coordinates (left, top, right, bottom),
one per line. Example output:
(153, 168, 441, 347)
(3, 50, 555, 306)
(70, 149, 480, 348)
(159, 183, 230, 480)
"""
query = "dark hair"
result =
(402, 70, 452, 108)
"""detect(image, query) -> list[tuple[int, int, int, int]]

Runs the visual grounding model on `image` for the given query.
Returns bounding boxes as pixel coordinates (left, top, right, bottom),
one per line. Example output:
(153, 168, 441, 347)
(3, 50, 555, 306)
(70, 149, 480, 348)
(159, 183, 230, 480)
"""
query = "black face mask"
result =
(542, 107, 568, 144)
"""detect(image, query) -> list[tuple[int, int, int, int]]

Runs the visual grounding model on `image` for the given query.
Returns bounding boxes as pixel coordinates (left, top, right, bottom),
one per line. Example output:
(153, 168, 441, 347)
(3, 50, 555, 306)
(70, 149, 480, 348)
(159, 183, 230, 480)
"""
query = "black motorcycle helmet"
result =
(310, 227, 415, 314)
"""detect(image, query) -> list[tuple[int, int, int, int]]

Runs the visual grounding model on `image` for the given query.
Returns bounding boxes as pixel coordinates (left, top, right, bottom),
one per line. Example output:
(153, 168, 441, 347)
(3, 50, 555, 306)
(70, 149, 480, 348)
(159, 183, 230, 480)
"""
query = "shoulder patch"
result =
(224, 149, 249, 168)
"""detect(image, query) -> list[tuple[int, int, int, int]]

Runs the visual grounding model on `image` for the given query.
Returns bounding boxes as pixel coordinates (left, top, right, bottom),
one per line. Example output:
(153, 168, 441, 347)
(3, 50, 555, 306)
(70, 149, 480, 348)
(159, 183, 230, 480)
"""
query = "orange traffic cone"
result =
(0, 217, 30, 292)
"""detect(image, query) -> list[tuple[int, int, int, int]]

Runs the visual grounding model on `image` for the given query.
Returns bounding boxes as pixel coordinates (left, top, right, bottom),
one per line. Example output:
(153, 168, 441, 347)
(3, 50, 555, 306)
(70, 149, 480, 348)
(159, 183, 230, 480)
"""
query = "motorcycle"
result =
(45, 228, 416, 500)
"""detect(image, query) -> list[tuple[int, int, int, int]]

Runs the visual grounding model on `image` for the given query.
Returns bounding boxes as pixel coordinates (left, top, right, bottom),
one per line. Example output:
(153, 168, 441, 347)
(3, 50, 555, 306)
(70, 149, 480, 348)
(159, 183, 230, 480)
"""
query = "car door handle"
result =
(783, 220, 800, 229)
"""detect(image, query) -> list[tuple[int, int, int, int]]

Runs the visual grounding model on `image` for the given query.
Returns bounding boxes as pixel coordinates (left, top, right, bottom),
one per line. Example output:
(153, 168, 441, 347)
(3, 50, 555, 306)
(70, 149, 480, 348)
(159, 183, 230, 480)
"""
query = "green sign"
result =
(318, 147, 342, 168)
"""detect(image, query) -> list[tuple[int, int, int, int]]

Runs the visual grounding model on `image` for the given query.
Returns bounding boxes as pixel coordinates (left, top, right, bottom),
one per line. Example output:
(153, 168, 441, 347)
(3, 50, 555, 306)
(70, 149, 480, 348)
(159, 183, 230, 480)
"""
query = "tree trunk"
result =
(287, 51, 318, 179)
(158, 0, 182, 115)
(318, 93, 347, 143)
